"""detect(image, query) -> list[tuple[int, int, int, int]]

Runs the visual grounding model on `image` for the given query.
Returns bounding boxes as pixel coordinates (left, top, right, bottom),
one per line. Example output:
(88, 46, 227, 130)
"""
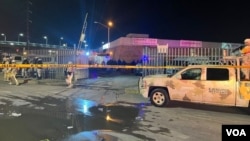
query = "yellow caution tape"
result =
(0, 64, 250, 69)
(0, 64, 184, 69)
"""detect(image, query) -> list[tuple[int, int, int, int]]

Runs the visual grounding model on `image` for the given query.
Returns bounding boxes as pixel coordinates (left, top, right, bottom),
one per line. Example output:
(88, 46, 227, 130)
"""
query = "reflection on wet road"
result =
(0, 97, 150, 141)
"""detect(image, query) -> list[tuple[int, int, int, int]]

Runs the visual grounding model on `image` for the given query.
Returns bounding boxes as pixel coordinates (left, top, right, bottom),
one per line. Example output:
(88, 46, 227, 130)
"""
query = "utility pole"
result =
(26, 0, 32, 54)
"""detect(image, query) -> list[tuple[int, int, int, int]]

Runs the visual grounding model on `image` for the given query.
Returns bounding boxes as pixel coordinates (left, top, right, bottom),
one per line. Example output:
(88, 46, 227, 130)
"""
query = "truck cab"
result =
(139, 56, 250, 108)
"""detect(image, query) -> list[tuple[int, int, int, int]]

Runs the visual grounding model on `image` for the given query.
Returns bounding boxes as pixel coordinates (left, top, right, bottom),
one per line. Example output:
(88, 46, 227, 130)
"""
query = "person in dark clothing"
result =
(21, 58, 29, 78)
(36, 58, 43, 80)
(31, 57, 38, 78)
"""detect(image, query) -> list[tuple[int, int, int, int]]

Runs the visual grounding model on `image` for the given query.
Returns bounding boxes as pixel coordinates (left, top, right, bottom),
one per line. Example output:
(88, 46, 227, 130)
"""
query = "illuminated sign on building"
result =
(132, 38, 158, 46)
(180, 40, 202, 47)
(102, 43, 110, 49)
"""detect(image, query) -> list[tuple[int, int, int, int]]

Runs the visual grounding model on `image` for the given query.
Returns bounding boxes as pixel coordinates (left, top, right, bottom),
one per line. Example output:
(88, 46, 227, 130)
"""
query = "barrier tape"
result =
(0, 64, 250, 69)
(0, 64, 184, 69)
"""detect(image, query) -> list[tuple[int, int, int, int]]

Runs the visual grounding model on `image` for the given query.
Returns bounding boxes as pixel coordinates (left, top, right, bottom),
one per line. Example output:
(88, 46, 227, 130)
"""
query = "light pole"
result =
(43, 36, 48, 45)
(59, 37, 63, 46)
(1, 33, 6, 42)
(94, 21, 113, 48)
(18, 33, 24, 43)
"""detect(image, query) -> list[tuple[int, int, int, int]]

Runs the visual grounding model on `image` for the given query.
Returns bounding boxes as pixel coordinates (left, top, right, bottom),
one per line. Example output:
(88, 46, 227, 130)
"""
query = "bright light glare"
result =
(83, 105, 88, 114)
(105, 114, 123, 123)
(74, 98, 97, 116)
(108, 21, 113, 27)
(106, 115, 111, 121)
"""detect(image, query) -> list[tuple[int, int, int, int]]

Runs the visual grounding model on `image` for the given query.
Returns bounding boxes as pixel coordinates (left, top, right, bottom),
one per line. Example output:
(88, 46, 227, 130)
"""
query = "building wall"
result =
(108, 45, 144, 63)
(106, 35, 242, 63)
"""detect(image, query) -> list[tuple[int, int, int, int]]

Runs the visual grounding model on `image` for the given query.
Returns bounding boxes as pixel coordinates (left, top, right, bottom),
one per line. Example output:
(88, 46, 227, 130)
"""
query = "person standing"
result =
(21, 58, 29, 78)
(8, 60, 19, 85)
(241, 38, 250, 80)
(2, 57, 9, 81)
(65, 61, 74, 88)
(31, 57, 38, 78)
(36, 57, 43, 80)
(5, 57, 13, 82)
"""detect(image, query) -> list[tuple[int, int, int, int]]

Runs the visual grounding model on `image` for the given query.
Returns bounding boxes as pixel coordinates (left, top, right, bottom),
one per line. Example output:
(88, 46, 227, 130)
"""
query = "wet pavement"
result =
(0, 72, 152, 141)
(1, 71, 250, 141)
(0, 98, 147, 141)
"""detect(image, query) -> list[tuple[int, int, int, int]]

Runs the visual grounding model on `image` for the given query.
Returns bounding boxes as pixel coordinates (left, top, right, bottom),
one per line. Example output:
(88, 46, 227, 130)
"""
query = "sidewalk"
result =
(0, 72, 141, 89)
(0, 70, 72, 86)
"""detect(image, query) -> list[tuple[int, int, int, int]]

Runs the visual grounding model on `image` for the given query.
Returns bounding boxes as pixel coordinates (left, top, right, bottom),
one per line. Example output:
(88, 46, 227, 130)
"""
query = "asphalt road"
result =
(0, 72, 250, 141)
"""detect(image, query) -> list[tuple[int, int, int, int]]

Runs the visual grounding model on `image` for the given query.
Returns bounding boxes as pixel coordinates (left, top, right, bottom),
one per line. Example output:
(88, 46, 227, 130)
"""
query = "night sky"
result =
(0, 0, 250, 49)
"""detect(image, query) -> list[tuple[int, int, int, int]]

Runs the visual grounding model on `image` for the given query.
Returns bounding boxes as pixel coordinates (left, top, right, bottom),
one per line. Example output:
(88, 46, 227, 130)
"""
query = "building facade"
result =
(104, 33, 242, 64)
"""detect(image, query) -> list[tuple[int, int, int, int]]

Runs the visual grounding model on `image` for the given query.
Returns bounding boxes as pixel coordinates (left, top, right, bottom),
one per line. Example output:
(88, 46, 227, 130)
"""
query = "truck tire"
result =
(150, 88, 170, 107)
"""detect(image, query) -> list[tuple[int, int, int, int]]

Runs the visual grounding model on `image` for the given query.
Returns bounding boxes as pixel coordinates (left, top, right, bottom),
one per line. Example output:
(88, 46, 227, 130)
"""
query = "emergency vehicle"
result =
(138, 56, 250, 111)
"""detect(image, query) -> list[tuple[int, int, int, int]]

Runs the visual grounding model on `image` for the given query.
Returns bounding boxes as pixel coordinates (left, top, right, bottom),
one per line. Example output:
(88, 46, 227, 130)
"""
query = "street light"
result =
(1, 33, 6, 42)
(94, 21, 113, 48)
(18, 33, 24, 43)
(59, 37, 63, 46)
(43, 36, 48, 45)
(84, 40, 88, 48)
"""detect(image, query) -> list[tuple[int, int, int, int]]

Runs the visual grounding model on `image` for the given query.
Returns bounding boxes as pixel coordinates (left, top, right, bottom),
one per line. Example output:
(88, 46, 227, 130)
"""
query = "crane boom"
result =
(77, 13, 88, 50)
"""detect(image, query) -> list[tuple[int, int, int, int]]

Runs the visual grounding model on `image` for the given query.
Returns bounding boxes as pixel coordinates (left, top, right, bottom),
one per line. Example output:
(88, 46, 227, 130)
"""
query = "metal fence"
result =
(25, 49, 89, 80)
(141, 46, 238, 76)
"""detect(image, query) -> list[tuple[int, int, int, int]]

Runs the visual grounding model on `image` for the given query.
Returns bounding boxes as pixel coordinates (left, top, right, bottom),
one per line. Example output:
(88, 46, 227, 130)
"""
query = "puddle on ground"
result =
(0, 97, 152, 141)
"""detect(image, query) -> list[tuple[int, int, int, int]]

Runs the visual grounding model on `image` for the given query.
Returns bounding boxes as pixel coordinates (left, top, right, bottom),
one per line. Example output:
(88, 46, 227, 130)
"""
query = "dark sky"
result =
(0, 0, 250, 49)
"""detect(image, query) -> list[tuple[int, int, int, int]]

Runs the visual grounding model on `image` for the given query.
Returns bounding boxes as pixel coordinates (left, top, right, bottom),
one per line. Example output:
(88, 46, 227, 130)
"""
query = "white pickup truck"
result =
(138, 56, 250, 110)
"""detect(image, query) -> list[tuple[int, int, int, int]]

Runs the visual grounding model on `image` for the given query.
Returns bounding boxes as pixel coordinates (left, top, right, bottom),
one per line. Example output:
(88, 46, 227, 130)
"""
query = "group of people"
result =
(2, 56, 74, 88)
(1, 56, 44, 86)
(19, 57, 43, 80)
(31, 57, 43, 80)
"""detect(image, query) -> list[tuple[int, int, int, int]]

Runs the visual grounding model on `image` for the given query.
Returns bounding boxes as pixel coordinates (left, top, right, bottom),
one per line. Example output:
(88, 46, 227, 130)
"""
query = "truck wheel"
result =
(150, 88, 170, 107)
